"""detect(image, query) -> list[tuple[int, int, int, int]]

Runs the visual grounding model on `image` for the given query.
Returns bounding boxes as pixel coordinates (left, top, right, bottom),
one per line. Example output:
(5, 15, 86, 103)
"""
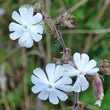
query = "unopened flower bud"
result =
(91, 73, 104, 106)
(67, 23, 75, 28)
(57, 9, 75, 28)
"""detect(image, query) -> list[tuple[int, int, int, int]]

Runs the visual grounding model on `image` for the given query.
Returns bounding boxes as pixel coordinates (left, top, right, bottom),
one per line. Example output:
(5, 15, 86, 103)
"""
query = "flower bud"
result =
(91, 73, 104, 106)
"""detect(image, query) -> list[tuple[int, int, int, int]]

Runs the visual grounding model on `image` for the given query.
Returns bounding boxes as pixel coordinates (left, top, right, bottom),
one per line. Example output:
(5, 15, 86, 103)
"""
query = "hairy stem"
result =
(58, 29, 67, 54)
(43, 12, 67, 55)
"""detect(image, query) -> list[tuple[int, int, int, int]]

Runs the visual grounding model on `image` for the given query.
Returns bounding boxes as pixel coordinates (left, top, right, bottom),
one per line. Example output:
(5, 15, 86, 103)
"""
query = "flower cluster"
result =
(9, 7, 43, 48)
(9, 6, 103, 107)
(31, 53, 99, 104)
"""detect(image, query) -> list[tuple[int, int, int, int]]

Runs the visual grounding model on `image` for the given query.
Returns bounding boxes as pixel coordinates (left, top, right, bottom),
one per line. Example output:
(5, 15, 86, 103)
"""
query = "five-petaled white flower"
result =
(31, 63, 72, 104)
(9, 7, 43, 48)
(62, 52, 99, 92)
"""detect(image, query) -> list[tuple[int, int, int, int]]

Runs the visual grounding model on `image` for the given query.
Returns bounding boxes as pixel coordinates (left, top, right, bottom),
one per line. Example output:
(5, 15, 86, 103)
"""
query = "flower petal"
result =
(38, 90, 49, 100)
(81, 76, 89, 91)
(46, 63, 55, 82)
(55, 89, 68, 101)
(30, 25, 43, 34)
(29, 30, 42, 42)
(27, 7, 34, 18)
(73, 52, 81, 70)
(84, 60, 97, 71)
(73, 76, 89, 92)
(33, 68, 48, 83)
(53, 65, 63, 82)
(27, 7, 34, 25)
(81, 53, 89, 68)
(9, 30, 23, 40)
(95, 100, 101, 106)
(19, 7, 27, 24)
(55, 77, 72, 86)
(31, 85, 46, 94)
(72, 77, 81, 92)
(31, 13, 43, 25)
(9, 22, 23, 31)
(62, 64, 78, 77)
(18, 31, 33, 48)
(24, 32, 33, 48)
(31, 75, 44, 85)
(87, 68, 99, 75)
(49, 91, 59, 104)
(56, 85, 72, 92)
(12, 11, 22, 24)
(18, 31, 26, 47)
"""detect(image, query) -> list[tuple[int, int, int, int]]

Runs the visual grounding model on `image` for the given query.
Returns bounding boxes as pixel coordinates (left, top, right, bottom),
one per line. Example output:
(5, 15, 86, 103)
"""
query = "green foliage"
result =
(7, 84, 22, 106)
(34, 3, 39, 9)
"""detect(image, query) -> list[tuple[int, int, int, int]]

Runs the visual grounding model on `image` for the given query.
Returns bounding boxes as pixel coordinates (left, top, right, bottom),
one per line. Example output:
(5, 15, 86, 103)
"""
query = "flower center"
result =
(46, 84, 54, 92)
(80, 72, 82, 75)
(48, 84, 53, 88)
(24, 25, 28, 29)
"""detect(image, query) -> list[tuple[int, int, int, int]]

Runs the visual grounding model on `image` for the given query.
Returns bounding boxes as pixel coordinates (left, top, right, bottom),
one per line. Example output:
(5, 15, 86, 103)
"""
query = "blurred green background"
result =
(0, 0, 110, 110)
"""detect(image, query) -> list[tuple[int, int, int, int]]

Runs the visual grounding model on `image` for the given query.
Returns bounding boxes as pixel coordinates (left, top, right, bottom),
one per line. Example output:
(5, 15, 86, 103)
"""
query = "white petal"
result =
(84, 60, 97, 71)
(27, 7, 34, 18)
(18, 31, 27, 47)
(18, 31, 33, 48)
(24, 32, 33, 48)
(27, 7, 34, 25)
(49, 91, 59, 104)
(73, 77, 81, 92)
(31, 85, 46, 94)
(55, 77, 72, 86)
(9, 30, 23, 40)
(87, 68, 99, 75)
(31, 75, 44, 85)
(30, 25, 43, 34)
(56, 85, 72, 92)
(9, 22, 23, 31)
(46, 63, 55, 82)
(29, 30, 42, 42)
(81, 53, 89, 68)
(95, 100, 101, 106)
(73, 52, 81, 70)
(53, 65, 63, 82)
(19, 7, 27, 24)
(31, 13, 43, 25)
(38, 90, 49, 100)
(62, 64, 78, 77)
(100, 93, 104, 100)
(12, 11, 22, 24)
(33, 68, 48, 83)
(73, 76, 89, 92)
(55, 89, 68, 101)
(81, 76, 89, 91)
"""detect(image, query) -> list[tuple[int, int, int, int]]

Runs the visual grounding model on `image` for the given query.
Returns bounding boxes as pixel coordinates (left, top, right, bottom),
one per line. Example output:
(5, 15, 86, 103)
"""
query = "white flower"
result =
(9, 7, 43, 48)
(31, 63, 72, 104)
(62, 52, 99, 92)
